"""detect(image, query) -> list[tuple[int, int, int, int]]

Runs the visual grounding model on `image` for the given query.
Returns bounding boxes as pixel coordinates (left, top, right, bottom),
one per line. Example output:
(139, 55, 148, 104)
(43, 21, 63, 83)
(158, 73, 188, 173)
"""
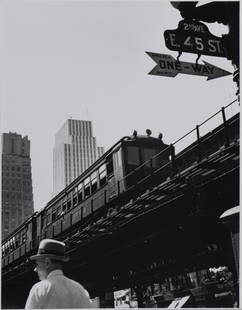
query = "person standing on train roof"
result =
(25, 238, 92, 309)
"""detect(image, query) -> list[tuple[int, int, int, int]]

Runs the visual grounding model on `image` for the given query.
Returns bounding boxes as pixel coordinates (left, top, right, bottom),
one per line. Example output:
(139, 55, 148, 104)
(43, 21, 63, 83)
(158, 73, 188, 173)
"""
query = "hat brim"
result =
(30, 253, 70, 262)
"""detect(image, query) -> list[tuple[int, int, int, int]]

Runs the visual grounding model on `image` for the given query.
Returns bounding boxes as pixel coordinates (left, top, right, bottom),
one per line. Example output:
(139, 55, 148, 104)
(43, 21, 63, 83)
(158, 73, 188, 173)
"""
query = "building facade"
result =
(53, 119, 104, 195)
(1, 133, 34, 240)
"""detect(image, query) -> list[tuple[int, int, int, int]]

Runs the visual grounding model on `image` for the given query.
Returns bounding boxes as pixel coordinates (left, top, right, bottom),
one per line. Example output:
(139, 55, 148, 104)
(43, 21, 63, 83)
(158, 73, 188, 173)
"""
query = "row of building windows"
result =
(2, 166, 22, 171)
(2, 186, 31, 192)
(2, 179, 31, 185)
(2, 186, 21, 192)
(2, 193, 32, 200)
(2, 164, 30, 171)
(2, 172, 31, 178)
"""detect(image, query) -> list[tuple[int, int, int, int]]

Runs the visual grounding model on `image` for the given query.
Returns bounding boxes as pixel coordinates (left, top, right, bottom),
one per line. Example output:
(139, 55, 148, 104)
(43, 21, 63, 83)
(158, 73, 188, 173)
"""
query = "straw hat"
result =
(30, 239, 69, 262)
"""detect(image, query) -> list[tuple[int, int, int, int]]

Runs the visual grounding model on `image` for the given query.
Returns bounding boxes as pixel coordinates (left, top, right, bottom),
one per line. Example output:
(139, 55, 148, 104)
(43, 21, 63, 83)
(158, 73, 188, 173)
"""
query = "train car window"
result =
(57, 206, 62, 217)
(106, 156, 114, 176)
(77, 182, 83, 202)
(41, 215, 46, 228)
(52, 211, 56, 222)
(127, 146, 140, 166)
(99, 170, 107, 186)
(22, 232, 27, 243)
(99, 164, 106, 173)
(67, 199, 72, 210)
(91, 172, 98, 193)
(13, 237, 16, 250)
(84, 177, 91, 198)
(16, 235, 20, 247)
(47, 214, 51, 225)
(99, 165, 107, 187)
(116, 149, 122, 168)
(77, 183, 82, 191)
(73, 194, 78, 207)
(78, 190, 83, 203)
(91, 177, 98, 192)
(91, 171, 96, 180)
(9, 239, 12, 251)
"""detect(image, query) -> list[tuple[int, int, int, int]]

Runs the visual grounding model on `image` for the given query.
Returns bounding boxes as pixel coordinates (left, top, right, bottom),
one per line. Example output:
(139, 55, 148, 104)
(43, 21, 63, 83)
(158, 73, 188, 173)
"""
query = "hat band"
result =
(38, 248, 65, 256)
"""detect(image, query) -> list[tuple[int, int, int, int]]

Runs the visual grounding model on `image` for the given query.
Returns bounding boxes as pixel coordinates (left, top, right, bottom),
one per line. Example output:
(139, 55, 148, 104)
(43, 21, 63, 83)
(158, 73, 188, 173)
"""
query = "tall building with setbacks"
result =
(53, 119, 104, 196)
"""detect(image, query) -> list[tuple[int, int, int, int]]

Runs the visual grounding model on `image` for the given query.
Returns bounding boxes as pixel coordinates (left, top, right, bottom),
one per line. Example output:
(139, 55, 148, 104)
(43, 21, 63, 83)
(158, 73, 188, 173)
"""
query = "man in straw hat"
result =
(25, 239, 92, 309)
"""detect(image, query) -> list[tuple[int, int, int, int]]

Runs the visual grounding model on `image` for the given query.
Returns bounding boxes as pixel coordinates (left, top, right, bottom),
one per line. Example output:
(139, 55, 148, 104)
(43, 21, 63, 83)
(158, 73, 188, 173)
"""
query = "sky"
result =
(1, 0, 239, 211)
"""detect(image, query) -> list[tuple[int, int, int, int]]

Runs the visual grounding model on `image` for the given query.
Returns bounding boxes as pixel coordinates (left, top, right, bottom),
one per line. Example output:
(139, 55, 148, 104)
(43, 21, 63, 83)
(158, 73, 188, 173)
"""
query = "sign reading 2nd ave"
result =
(164, 20, 226, 57)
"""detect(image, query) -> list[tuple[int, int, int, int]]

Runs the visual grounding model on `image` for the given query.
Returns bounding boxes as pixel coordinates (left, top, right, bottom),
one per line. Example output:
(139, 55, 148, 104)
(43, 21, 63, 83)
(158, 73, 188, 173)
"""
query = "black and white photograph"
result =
(1, 0, 240, 308)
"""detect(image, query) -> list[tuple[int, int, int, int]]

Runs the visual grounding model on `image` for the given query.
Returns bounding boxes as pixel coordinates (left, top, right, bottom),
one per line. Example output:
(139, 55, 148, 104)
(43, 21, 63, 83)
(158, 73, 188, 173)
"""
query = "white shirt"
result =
(25, 269, 92, 309)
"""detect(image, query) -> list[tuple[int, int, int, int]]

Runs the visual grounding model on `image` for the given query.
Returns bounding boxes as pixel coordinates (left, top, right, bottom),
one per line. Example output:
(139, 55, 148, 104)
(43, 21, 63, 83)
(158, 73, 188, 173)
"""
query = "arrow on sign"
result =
(146, 52, 232, 80)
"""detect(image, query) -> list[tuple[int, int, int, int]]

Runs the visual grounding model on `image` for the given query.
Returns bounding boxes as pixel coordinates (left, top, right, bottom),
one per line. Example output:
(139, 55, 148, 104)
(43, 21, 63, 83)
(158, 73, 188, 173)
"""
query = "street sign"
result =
(146, 52, 232, 80)
(164, 20, 226, 57)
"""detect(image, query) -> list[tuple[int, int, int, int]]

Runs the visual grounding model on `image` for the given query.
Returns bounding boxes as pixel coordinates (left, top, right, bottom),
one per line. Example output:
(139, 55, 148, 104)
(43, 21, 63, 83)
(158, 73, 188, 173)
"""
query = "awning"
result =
(168, 295, 190, 308)
(220, 205, 240, 219)
(114, 289, 130, 299)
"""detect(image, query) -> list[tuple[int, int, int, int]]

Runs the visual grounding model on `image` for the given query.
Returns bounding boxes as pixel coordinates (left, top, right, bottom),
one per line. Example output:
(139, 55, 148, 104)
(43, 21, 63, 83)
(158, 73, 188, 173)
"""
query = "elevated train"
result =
(2, 111, 239, 270)
(2, 131, 169, 269)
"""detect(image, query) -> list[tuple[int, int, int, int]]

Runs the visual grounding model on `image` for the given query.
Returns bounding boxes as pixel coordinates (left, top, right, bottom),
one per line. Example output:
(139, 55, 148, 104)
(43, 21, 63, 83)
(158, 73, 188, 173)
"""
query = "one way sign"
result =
(146, 52, 232, 80)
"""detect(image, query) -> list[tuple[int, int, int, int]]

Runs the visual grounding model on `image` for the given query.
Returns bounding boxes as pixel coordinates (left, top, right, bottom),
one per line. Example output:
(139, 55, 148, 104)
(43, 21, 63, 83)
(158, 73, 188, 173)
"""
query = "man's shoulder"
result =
(65, 276, 83, 287)
(65, 277, 89, 294)
(31, 280, 52, 295)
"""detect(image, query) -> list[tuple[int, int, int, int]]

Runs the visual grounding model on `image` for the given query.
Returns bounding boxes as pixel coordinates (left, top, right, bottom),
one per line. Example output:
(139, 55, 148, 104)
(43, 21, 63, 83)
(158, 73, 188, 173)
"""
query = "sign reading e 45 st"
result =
(164, 20, 226, 57)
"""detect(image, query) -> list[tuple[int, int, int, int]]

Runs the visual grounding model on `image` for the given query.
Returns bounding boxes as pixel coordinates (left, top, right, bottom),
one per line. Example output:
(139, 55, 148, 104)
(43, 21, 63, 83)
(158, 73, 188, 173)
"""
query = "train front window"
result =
(127, 146, 140, 166)
(143, 148, 156, 161)
(143, 148, 156, 165)
(144, 147, 162, 168)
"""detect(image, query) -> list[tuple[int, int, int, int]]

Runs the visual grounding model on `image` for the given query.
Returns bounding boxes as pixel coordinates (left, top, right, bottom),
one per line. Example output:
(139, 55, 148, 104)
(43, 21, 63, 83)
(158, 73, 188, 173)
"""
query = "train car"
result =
(35, 131, 169, 241)
(1, 212, 38, 268)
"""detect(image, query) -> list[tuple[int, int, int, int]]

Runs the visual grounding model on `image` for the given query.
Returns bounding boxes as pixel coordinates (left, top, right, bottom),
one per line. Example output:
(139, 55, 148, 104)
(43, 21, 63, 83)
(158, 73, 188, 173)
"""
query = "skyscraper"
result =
(1, 133, 34, 240)
(53, 119, 104, 195)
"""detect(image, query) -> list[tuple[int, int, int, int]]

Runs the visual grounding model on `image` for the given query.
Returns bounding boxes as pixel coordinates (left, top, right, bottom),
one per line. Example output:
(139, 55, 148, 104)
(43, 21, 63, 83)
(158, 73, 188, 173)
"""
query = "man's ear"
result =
(45, 257, 51, 266)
